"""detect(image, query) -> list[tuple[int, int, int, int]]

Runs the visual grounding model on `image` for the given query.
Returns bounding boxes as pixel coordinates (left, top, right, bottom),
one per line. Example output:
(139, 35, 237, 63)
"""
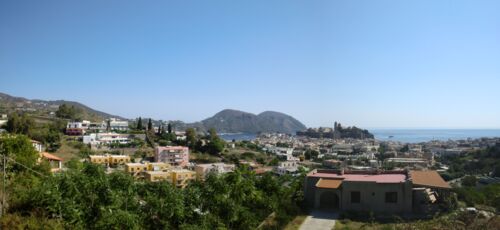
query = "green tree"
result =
(0, 134, 42, 173)
(157, 124, 162, 136)
(167, 123, 173, 134)
(186, 128, 197, 150)
(462, 175, 477, 187)
(147, 118, 153, 131)
(5, 113, 34, 136)
(304, 149, 319, 160)
(206, 128, 224, 155)
(106, 119, 111, 132)
(136, 117, 143, 130)
(55, 104, 81, 120)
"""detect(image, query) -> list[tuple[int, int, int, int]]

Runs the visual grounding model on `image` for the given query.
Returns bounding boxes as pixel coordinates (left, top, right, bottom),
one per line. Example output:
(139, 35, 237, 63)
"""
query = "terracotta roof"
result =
(316, 179, 343, 189)
(41, 152, 63, 161)
(410, 170, 451, 189)
(308, 171, 406, 183)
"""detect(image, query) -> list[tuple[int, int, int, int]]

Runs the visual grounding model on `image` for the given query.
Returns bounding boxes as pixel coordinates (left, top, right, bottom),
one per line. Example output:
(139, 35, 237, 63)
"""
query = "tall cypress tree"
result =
(137, 117, 143, 130)
(167, 123, 172, 134)
(161, 125, 166, 135)
(157, 124, 162, 136)
(147, 118, 153, 131)
(106, 119, 111, 132)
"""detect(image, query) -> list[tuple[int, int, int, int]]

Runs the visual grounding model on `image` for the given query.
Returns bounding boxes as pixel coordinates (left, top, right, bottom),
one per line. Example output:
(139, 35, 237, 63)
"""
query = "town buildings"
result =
(83, 132, 131, 146)
(155, 146, 190, 167)
(66, 118, 129, 135)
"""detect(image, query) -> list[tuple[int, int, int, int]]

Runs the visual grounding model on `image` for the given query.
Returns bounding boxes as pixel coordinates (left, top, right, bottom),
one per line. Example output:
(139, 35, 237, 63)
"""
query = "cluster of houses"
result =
(66, 118, 129, 135)
(65, 119, 150, 149)
(257, 133, 440, 170)
(88, 146, 235, 188)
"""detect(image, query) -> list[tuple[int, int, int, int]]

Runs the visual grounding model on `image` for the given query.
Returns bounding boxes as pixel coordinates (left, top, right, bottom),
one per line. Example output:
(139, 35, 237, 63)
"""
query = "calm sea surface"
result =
(220, 133, 258, 142)
(370, 129, 500, 143)
(220, 129, 500, 143)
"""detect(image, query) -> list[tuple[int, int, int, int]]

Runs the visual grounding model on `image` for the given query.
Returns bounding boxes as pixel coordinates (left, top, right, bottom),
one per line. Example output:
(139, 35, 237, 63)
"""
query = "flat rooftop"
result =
(308, 169, 407, 183)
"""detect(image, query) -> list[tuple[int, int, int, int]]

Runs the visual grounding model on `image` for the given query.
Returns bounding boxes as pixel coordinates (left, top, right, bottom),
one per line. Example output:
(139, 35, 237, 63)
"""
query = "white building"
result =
(268, 147, 294, 155)
(275, 161, 299, 176)
(31, 140, 43, 153)
(0, 114, 7, 127)
(268, 147, 299, 161)
(67, 118, 129, 134)
(83, 132, 130, 145)
(195, 163, 235, 179)
(66, 120, 91, 129)
(108, 118, 129, 131)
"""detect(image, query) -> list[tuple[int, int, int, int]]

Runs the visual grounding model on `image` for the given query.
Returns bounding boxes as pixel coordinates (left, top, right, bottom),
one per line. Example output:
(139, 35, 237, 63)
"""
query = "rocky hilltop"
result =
(297, 122, 374, 139)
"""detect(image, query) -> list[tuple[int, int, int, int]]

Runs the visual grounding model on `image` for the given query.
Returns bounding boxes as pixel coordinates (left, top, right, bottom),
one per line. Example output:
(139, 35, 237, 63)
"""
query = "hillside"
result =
(0, 92, 125, 121)
(199, 109, 306, 134)
(0, 92, 306, 134)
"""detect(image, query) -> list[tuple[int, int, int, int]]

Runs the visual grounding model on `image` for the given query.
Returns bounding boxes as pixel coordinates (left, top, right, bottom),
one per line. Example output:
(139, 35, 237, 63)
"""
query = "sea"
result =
(370, 129, 500, 143)
(220, 129, 500, 143)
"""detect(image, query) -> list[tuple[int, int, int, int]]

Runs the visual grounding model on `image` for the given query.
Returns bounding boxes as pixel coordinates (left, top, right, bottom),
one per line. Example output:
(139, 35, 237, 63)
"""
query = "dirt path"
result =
(299, 210, 338, 230)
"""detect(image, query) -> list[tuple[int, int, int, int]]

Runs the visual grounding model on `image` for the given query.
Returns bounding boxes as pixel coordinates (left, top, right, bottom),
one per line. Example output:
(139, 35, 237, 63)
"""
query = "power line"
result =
(0, 154, 49, 218)
(1, 154, 47, 177)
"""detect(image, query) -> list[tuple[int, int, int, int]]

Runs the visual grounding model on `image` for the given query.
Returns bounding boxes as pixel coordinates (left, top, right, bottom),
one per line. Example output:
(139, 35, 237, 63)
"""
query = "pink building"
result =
(155, 146, 189, 167)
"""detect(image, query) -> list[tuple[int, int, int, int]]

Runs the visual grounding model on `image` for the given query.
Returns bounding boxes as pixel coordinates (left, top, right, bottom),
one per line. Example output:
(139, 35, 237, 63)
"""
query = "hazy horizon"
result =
(2, 0, 500, 129)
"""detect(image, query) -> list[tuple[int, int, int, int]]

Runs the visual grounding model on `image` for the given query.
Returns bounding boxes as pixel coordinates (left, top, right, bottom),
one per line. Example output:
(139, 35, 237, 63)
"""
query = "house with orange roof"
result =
(304, 169, 451, 215)
(39, 152, 63, 173)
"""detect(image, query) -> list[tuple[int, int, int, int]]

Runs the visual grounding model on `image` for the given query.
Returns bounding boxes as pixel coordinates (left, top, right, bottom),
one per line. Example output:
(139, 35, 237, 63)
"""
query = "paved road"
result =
(299, 210, 338, 230)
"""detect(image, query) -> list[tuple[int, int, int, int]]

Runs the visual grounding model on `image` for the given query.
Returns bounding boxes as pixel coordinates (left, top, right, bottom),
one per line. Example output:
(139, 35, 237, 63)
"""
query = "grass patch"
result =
(53, 138, 81, 161)
(283, 214, 308, 230)
(334, 211, 500, 230)
(190, 152, 222, 163)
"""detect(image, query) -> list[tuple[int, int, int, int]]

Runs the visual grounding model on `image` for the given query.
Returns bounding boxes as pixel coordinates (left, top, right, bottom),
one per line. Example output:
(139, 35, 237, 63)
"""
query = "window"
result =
(385, 192, 398, 203)
(351, 191, 361, 203)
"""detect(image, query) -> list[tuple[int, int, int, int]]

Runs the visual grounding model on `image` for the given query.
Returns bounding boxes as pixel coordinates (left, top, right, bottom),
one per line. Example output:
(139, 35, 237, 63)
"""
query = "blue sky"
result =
(1, 0, 499, 128)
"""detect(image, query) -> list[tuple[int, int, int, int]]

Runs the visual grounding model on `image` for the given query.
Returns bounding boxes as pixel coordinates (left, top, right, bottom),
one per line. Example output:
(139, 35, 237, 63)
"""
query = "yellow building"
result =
(171, 169, 196, 188)
(89, 155, 130, 166)
(145, 171, 172, 182)
(109, 155, 131, 166)
(126, 162, 170, 176)
(126, 163, 149, 175)
(147, 162, 170, 171)
(144, 169, 196, 188)
(89, 155, 109, 164)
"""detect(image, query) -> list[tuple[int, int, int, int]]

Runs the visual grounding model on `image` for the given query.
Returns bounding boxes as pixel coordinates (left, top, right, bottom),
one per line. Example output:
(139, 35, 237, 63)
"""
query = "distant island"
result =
(297, 122, 374, 139)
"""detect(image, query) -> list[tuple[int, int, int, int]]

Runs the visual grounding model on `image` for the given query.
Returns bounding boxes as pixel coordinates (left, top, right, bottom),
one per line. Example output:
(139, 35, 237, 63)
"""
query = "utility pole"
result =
(2, 154, 5, 218)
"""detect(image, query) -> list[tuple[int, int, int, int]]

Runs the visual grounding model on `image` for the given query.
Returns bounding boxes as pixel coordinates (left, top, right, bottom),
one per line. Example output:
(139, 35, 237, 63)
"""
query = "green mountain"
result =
(199, 109, 307, 134)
